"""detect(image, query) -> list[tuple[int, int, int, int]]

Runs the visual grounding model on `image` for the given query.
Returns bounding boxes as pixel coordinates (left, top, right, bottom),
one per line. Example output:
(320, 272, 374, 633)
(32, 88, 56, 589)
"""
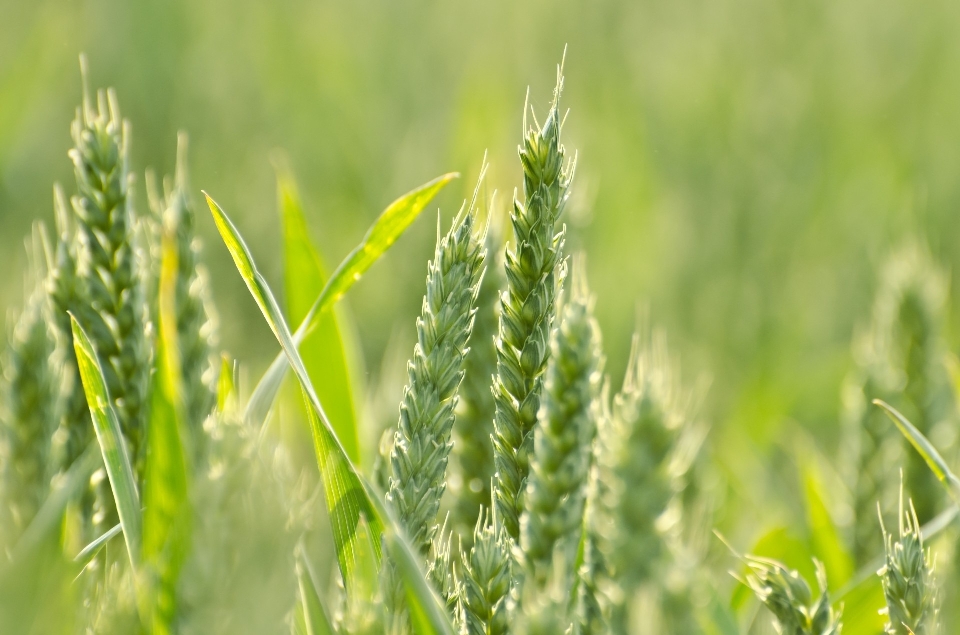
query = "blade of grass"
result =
(801, 460, 853, 589)
(360, 478, 457, 635)
(140, 231, 192, 634)
(205, 191, 384, 592)
(874, 399, 960, 502)
(296, 547, 336, 635)
(70, 315, 141, 571)
(75, 521, 122, 564)
(244, 173, 457, 428)
(277, 163, 361, 463)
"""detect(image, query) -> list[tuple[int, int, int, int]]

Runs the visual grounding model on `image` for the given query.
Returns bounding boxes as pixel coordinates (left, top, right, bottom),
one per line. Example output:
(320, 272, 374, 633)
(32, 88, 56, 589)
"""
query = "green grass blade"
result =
(141, 232, 192, 634)
(360, 478, 457, 635)
(216, 353, 237, 415)
(296, 549, 336, 635)
(244, 173, 458, 427)
(75, 521, 122, 564)
(205, 191, 384, 591)
(874, 399, 960, 502)
(70, 315, 141, 571)
(278, 165, 361, 463)
(801, 459, 853, 589)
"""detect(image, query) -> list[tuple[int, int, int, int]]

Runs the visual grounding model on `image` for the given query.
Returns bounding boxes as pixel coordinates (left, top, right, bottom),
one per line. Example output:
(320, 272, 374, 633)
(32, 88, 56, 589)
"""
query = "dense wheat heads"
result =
(156, 134, 219, 428)
(520, 260, 602, 588)
(744, 558, 841, 635)
(459, 507, 512, 635)
(0, 231, 57, 541)
(492, 67, 574, 542)
(68, 79, 151, 475)
(878, 496, 938, 635)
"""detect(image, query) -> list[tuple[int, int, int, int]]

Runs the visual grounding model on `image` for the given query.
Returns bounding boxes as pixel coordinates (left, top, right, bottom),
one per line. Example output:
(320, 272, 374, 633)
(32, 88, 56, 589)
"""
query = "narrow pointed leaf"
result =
(296, 552, 335, 635)
(205, 192, 383, 592)
(70, 316, 141, 570)
(141, 232, 192, 634)
(874, 399, 960, 502)
(75, 522, 122, 564)
(245, 173, 458, 427)
(278, 166, 361, 462)
(801, 460, 853, 588)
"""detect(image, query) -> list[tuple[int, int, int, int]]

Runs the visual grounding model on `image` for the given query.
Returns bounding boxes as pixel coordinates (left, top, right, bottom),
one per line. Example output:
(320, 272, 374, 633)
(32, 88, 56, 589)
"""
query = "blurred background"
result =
(4, 0, 960, 568)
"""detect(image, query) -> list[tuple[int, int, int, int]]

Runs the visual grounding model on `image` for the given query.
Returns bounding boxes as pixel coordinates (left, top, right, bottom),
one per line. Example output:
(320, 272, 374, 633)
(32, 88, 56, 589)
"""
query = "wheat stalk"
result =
(492, 61, 574, 543)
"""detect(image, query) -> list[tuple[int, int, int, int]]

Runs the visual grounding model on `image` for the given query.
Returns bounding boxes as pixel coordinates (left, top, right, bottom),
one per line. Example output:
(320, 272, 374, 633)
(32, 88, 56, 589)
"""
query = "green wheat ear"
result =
(0, 225, 58, 542)
(743, 557, 841, 635)
(453, 211, 504, 536)
(459, 505, 512, 635)
(878, 492, 938, 635)
(153, 133, 220, 430)
(492, 59, 575, 543)
(67, 61, 152, 480)
(520, 256, 602, 592)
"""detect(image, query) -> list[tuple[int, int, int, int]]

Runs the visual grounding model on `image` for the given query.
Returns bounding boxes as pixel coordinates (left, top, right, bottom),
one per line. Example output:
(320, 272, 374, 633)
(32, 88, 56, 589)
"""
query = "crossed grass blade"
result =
(244, 173, 458, 428)
(205, 192, 385, 597)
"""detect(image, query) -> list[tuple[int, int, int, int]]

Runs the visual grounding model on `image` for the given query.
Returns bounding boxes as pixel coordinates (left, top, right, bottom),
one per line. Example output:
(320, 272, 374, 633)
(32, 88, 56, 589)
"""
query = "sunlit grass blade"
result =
(874, 399, 960, 502)
(216, 353, 237, 415)
(277, 163, 361, 463)
(75, 521, 122, 564)
(801, 459, 853, 589)
(360, 478, 457, 635)
(70, 315, 141, 571)
(140, 231, 192, 634)
(295, 547, 335, 635)
(205, 191, 384, 592)
(244, 173, 458, 427)
(11, 443, 100, 560)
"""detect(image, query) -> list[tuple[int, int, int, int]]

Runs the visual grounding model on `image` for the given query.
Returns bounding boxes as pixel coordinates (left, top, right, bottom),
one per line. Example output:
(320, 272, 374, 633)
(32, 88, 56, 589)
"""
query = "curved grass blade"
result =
(141, 231, 192, 634)
(205, 192, 383, 592)
(245, 173, 458, 427)
(277, 164, 361, 463)
(75, 521, 122, 564)
(874, 399, 960, 502)
(295, 547, 335, 635)
(360, 478, 457, 635)
(70, 315, 141, 570)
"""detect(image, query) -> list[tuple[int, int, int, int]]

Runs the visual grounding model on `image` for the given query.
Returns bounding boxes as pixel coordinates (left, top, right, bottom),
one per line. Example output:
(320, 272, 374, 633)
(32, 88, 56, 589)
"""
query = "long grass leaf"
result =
(244, 173, 457, 427)
(70, 315, 141, 571)
(278, 165, 361, 463)
(296, 549, 336, 635)
(204, 192, 383, 592)
(141, 231, 192, 634)
(75, 522, 122, 564)
(874, 399, 960, 502)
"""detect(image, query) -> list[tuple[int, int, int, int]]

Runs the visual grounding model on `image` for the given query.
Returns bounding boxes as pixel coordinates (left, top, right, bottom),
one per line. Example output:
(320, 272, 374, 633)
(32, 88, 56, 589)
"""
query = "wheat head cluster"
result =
(0, 55, 954, 635)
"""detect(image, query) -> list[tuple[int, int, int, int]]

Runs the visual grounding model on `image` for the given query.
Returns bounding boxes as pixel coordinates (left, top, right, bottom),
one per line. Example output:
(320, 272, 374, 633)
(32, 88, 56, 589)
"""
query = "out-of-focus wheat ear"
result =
(878, 489, 939, 635)
(0, 229, 58, 543)
(492, 58, 574, 543)
(742, 556, 842, 635)
(519, 256, 602, 595)
(453, 201, 504, 537)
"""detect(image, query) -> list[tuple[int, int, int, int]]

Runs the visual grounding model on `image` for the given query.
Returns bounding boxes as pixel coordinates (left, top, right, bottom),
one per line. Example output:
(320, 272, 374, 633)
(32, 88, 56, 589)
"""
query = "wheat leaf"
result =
(874, 399, 960, 502)
(204, 192, 384, 592)
(70, 315, 141, 571)
(140, 231, 192, 634)
(278, 164, 362, 463)
(244, 173, 458, 427)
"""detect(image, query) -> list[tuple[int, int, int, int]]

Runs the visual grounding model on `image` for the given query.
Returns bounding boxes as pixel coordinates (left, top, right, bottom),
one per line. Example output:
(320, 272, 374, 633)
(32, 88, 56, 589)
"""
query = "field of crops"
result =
(4, 2, 960, 634)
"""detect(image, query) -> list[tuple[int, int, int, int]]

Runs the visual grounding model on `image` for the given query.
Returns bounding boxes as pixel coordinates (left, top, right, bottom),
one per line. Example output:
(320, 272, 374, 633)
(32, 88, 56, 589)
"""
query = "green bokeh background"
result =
(4, 0, 960, 548)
